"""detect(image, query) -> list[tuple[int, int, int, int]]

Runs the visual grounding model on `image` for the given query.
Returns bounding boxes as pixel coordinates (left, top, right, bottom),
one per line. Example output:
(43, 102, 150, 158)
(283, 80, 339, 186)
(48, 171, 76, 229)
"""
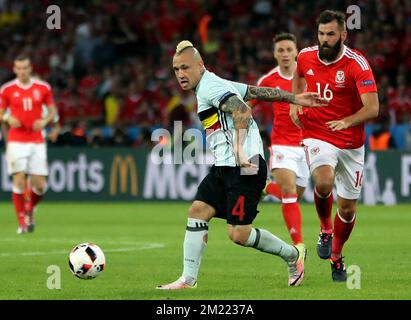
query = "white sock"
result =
(245, 228, 297, 262)
(12, 186, 24, 194)
(182, 218, 208, 285)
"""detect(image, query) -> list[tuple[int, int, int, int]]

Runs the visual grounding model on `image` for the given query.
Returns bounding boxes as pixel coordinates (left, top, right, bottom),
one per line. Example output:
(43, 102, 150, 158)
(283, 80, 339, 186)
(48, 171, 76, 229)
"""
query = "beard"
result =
(319, 38, 342, 62)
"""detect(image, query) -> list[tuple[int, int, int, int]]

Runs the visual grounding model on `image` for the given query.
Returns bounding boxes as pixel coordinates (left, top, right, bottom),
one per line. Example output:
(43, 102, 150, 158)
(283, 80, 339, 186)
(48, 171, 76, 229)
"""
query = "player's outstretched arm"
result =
(244, 85, 295, 103)
(327, 92, 379, 131)
(245, 85, 327, 107)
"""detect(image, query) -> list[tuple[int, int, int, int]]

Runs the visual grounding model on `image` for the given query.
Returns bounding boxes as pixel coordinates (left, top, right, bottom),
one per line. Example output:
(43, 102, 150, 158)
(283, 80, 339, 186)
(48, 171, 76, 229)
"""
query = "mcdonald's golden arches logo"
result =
(110, 155, 138, 196)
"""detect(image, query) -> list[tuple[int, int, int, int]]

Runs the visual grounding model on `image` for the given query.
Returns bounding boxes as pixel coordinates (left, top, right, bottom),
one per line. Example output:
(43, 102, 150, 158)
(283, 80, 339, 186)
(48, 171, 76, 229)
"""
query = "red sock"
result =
(265, 182, 282, 199)
(12, 192, 26, 227)
(30, 189, 43, 210)
(314, 186, 333, 233)
(24, 182, 32, 213)
(26, 189, 43, 224)
(332, 210, 356, 260)
(281, 194, 303, 245)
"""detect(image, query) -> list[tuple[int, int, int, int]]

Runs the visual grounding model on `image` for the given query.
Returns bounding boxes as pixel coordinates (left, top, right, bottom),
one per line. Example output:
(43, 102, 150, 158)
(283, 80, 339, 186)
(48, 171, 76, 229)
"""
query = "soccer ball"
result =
(69, 243, 106, 279)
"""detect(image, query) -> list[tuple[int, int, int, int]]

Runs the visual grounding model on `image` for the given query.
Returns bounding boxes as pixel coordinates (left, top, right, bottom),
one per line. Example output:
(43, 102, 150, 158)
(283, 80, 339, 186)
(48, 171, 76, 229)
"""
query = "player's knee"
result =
(280, 185, 297, 196)
(229, 228, 249, 246)
(14, 182, 25, 191)
(12, 177, 25, 192)
(315, 181, 334, 196)
(338, 206, 355, 219)
(33, 186, 46, 195)
(188, 202, 213, 220)
(313, 169, 334, 195)
(188, 204, 201, 218)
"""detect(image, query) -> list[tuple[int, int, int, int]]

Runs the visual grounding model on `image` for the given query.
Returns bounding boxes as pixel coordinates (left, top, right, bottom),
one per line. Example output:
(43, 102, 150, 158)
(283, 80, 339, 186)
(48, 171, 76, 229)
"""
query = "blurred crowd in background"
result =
(0, 0, 410, 150)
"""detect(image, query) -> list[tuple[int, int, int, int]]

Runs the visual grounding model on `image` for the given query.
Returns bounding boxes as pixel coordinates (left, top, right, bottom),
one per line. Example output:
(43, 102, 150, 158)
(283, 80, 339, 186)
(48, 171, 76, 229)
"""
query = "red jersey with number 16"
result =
(0, 78, 55, 143)
(296, 45, 377, 149)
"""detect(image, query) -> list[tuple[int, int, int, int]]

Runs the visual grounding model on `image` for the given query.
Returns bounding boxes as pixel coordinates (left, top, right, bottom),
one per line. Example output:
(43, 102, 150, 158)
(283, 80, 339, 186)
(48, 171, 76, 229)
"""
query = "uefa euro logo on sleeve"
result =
(360, 80, 374, 87)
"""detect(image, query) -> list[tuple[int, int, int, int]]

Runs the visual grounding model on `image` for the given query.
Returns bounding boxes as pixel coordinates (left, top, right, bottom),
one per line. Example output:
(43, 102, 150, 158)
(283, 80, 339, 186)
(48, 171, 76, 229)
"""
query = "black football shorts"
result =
(194, 155, 267, 225)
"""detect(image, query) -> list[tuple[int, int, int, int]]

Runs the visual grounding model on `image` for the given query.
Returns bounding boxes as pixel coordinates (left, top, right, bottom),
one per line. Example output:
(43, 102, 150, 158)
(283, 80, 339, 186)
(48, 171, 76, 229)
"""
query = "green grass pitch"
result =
(0, 202, 410, 300)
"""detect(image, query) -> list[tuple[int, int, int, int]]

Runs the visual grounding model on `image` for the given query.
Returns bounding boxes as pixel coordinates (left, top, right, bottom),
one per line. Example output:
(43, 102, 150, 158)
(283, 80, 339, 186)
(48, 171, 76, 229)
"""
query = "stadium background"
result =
(0, 0, 410, 204)
(0, 0, 410, 302)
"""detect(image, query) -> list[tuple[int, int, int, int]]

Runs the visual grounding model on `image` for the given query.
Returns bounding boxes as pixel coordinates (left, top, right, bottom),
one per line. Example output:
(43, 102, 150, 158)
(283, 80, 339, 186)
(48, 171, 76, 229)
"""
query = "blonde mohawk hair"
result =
(176, 40, 194, 54)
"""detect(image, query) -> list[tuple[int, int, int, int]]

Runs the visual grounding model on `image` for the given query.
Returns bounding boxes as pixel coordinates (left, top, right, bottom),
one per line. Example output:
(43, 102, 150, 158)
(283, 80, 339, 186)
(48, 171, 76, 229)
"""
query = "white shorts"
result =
(6, 142, 48, 176)
(303, 138, 364, 200)
(269, 145, 310, 188)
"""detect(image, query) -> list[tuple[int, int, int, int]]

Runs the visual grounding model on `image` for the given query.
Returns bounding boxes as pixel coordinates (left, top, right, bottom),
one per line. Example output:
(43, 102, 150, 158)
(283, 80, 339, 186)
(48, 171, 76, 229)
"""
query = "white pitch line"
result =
(0, 238, 151, 245)
(0, 243, 165, 257)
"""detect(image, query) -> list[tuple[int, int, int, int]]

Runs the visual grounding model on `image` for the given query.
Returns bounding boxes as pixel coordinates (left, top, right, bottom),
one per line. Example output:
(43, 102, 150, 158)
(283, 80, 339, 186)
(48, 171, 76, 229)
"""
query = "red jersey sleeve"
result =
(248, 98, 257, 107)
(352, 59, 377, 95)
(44, 86, 55, 106)
(0, 90, 9, 110)
(296, 54, 305, 77)
(256, 76, 269, 87)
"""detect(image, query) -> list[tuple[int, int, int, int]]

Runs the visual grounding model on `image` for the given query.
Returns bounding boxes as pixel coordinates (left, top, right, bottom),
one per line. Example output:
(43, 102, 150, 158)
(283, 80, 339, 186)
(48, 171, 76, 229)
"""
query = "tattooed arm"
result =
(244, 85, 327, 108)
(220, 95, 255, 168)
(244, 85, 297, 103)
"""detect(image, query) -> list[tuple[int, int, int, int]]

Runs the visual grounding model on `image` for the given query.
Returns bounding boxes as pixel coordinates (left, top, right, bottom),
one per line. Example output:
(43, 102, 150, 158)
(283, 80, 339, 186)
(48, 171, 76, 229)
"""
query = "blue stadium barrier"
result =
(365, 124, 379, 149)
(127, 127, 141, 140)
(101, 126, 113, 138)
(390, 124, 409, 150)
(365, 124, 410, 150)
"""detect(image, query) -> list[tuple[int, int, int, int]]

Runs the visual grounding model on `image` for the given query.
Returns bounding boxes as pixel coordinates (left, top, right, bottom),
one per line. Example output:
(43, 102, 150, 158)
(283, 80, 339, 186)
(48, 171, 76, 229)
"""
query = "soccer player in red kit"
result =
(290, 10, 379, 281)
(250, 33, 308, 253)
(0, 55, 57, 234)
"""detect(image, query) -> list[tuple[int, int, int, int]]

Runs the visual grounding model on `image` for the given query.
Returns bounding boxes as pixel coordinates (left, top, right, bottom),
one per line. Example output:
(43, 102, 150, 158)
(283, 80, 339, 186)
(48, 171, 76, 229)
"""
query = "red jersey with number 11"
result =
(0, 78, 55, 143)
(296, 45, 377, 149)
